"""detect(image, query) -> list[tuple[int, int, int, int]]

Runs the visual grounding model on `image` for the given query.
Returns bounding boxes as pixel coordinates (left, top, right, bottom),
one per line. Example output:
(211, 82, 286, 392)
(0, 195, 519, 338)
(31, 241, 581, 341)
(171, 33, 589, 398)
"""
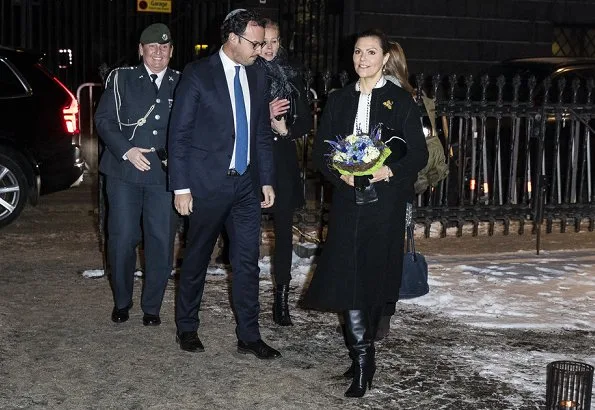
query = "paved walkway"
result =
(0, 177, 593, 409)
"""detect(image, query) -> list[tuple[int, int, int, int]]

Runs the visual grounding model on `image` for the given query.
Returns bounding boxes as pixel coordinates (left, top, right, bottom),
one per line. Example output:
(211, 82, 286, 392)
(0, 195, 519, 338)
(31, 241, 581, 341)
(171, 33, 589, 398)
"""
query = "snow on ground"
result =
(246, 248, 595, 331)
(86, 247, 595, 403)
(85, 247, 594, 333)
(257, 248, 595, 402)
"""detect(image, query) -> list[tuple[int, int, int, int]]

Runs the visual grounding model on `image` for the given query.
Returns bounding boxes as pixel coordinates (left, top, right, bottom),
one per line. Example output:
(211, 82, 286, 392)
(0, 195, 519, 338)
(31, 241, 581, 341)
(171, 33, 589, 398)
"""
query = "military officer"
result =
(95, 23, 180, 326)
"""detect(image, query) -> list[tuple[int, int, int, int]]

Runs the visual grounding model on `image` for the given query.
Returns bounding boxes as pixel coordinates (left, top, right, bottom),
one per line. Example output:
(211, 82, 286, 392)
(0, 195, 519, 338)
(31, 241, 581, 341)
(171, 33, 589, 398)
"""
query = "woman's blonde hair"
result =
(385, 41, 414, 94)
(261, 18, 279, 32)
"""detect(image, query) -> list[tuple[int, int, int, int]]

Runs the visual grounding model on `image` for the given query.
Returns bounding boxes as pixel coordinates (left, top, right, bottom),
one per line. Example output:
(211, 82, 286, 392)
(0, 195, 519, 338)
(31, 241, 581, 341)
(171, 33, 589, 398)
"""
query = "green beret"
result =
(140, 23, 172, 45)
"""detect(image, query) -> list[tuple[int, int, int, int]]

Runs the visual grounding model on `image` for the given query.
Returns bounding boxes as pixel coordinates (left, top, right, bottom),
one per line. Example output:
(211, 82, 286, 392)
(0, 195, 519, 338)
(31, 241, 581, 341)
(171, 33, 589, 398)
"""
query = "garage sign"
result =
(137, 0, 172, 14)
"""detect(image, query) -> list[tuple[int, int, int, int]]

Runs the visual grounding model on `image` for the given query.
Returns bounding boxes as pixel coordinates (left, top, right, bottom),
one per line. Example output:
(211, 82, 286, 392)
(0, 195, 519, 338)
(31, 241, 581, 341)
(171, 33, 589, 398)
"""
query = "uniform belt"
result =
(226, 164, 250, 176)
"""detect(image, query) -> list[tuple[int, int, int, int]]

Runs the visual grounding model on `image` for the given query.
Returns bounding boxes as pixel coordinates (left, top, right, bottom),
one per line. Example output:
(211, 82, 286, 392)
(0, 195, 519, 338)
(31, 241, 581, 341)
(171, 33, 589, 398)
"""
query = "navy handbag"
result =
(399, 207, 429, 299)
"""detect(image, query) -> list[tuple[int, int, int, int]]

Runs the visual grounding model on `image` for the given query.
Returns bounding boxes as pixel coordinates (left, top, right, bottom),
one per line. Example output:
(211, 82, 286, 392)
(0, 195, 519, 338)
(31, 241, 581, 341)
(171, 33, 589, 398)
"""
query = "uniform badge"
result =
(383, 100, 393, 110)
(162, 34, 168, 41)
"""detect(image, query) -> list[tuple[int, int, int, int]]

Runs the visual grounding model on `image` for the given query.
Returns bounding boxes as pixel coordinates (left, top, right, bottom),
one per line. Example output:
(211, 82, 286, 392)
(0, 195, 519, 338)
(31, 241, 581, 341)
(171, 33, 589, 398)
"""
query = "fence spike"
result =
(557, 76, 566, 104)
(512, 74, 521, 107)
(496, 75, 505, 107)
(528, 75, 537, 106)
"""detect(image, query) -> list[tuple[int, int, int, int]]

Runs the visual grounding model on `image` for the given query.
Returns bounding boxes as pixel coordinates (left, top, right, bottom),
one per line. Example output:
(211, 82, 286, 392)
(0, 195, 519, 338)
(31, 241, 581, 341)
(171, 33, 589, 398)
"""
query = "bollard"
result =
(545, 360, 593, 410)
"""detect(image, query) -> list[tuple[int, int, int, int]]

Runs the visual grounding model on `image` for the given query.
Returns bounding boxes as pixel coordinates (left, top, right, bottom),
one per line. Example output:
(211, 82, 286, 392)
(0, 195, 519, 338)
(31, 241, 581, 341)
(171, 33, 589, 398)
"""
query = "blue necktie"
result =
(234, 65, 248, 174)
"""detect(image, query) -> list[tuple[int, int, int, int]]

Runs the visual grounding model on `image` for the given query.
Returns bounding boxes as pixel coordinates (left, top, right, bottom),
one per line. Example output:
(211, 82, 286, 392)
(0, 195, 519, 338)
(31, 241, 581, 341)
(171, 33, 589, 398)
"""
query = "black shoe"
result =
(176, 331, 205, 352)
(273, 284, 293, 326)
(237, 339, 281, 360)
(111, 303, 132, 323)
(143, 314, 161, 326)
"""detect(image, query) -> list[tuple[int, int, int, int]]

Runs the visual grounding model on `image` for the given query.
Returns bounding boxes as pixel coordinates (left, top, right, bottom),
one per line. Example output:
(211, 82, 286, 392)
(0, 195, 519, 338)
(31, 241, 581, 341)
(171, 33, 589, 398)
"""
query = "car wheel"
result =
(0, 152, 28, 228)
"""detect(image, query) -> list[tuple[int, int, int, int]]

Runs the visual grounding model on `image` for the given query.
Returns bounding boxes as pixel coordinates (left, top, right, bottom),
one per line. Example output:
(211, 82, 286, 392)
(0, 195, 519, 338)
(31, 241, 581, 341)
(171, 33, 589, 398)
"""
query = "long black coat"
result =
(258, 57, 313, 212)
(270, 74, 312, 211)
(302, 80, 428, 311)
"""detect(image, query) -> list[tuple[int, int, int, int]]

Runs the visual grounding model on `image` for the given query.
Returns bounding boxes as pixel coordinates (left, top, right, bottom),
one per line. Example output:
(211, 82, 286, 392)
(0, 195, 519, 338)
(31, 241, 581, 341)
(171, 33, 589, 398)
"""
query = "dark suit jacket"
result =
(95, 64, 180, 185)
(168, 52, 274, 199)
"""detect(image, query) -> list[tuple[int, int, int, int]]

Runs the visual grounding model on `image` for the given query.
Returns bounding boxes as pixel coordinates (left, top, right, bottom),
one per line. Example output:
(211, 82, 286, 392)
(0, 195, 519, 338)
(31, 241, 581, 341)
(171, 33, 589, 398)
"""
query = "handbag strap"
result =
(405, 202, 413, 228)
(405, 202, 417, 260)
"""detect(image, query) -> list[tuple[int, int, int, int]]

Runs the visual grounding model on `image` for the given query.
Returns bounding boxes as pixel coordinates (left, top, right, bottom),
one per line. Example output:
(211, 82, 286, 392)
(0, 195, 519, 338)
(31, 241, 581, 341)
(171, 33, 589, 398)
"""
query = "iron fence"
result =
(77, 70, 595, 239)
(306, 71, 595, 237)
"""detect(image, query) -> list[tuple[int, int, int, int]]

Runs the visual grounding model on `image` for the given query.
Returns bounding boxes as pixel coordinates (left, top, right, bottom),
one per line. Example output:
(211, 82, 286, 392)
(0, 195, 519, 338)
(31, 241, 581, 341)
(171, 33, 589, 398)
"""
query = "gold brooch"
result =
(383, 100, 393, 110)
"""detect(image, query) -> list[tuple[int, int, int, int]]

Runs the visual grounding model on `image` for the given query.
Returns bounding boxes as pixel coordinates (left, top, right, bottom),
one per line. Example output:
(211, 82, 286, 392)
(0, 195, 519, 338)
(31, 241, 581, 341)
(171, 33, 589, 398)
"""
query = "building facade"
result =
(1, 0, 594, 90)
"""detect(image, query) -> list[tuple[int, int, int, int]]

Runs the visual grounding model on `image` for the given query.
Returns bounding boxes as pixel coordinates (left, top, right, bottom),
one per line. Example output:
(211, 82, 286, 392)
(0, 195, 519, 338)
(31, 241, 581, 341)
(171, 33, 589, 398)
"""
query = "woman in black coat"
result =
(258, 19, 313, 326)
(302, 29, 428, 397)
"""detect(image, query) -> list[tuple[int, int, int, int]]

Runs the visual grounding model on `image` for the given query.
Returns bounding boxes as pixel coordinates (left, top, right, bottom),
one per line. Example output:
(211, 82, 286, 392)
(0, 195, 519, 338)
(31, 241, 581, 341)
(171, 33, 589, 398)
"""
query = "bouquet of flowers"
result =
(325, 124, 392, 176)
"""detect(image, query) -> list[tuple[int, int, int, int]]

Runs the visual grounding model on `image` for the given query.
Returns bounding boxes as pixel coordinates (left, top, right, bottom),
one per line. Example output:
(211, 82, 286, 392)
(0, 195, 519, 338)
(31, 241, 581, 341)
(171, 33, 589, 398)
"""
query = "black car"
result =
(483, 57, 595, 104)
(0, 46, 84, 228)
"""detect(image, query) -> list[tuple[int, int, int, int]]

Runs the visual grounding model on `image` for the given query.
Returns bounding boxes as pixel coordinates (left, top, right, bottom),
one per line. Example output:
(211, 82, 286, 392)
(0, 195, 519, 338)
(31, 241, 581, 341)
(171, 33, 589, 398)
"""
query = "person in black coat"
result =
(302, 29, 428, 397)
(95, 23, 180, 326)
(257, 18, 313, 326)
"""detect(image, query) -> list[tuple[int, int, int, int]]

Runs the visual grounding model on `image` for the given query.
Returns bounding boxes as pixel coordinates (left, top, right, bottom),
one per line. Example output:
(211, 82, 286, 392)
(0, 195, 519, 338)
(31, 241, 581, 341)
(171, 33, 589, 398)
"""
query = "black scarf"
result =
(256, 49, 300, 101)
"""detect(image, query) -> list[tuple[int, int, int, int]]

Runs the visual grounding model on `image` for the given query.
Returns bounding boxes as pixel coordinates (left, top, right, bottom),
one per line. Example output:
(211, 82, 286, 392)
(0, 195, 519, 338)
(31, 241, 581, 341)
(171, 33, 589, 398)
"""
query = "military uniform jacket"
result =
(95, 64, 180, 185)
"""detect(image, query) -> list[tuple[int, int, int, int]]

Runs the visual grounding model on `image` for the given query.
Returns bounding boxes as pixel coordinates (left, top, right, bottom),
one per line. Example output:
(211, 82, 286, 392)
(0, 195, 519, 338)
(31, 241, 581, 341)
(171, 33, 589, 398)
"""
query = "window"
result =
(0, 59, 28, 98)
(553, 26, 595, 57)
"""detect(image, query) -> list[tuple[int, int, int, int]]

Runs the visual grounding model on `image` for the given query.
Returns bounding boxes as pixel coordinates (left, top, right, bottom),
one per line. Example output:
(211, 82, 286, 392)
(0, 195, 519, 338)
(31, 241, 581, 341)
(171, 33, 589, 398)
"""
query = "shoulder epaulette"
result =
(104, 66, 135, 88)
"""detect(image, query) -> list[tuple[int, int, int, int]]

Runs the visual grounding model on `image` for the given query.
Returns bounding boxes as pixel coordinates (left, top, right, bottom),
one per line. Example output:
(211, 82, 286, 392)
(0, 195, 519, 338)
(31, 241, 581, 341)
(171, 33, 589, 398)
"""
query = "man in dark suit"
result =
(95, 23, 180, 326)
(168, 9, 280, 359)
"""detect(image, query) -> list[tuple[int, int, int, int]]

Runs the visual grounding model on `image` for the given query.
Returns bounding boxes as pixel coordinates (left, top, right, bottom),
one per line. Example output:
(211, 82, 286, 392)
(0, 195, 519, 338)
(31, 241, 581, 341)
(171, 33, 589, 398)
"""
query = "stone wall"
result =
(348, 0, 595, 75)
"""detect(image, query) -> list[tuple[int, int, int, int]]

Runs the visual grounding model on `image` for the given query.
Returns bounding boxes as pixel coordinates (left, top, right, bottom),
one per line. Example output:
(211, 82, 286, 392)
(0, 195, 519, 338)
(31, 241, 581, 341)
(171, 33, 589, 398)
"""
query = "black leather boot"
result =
(342, 309, 376, 398)
(343, 306, 383, 379)
(272, 284, 293, 326)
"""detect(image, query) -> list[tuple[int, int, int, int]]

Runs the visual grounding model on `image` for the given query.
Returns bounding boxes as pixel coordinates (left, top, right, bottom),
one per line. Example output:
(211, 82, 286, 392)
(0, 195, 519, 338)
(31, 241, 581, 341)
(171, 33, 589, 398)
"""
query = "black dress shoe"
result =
(237, 339, 281, 360)
(176, 331, 204, 352)
(143, 314, 161, 326)
(111, 303, 132, 323)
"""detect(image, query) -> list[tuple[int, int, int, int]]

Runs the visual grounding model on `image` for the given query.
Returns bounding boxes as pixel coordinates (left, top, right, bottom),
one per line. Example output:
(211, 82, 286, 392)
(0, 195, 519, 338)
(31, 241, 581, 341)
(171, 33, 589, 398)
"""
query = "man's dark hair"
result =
(220, 9, 263, 44)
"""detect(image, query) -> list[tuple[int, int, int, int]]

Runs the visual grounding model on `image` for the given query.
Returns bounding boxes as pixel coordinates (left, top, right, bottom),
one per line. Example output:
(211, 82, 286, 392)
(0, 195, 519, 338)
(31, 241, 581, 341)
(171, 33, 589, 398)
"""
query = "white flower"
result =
(345, 134, 358, 144)
(362, 146, 380, 163)
(333, 152, 348, 162)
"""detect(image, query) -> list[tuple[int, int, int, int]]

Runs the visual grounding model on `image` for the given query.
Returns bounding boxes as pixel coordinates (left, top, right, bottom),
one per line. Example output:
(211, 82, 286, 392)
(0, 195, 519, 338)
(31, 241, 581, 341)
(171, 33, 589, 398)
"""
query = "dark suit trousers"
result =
(176, 173, 262, 342)
(105, 175, 176, 315)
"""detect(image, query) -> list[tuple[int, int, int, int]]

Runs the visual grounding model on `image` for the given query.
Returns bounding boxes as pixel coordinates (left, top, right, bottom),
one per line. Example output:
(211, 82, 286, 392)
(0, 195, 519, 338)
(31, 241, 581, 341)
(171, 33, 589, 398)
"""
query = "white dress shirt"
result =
(145, 65, 167, 89)
(219, 48, 251, 170)
(174, 49, 252, 195)
(353, 76, 386, 135)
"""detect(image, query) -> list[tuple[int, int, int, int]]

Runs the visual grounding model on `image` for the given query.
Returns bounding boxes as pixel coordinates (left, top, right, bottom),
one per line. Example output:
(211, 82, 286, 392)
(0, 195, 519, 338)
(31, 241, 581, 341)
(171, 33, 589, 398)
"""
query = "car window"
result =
(0, 59, 29, 98)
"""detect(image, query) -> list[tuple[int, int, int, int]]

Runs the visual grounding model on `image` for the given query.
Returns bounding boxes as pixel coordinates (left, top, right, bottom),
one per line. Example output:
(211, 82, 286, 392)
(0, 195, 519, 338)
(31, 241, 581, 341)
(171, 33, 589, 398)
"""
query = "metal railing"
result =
(77, 70, 595, 245)
(76, 82, 102, 172)
(305, 71, 595, 238)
